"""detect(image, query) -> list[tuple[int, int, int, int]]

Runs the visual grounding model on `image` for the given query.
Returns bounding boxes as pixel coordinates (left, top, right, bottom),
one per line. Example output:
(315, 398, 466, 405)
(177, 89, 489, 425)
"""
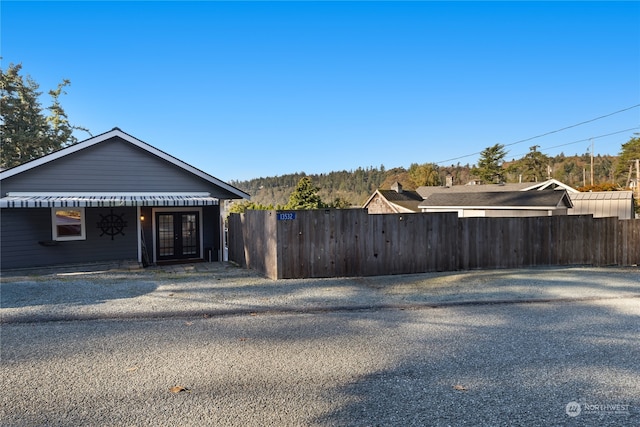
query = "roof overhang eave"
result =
(0, 192, 220, 208)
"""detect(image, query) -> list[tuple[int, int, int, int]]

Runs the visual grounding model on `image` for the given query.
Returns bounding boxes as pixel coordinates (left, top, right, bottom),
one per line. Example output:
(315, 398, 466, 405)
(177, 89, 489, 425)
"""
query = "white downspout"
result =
(136, 206, 142, 264)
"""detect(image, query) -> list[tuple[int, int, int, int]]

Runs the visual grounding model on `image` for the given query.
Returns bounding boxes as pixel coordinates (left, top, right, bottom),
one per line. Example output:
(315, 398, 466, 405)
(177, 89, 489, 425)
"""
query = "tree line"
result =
(230, 143, 637, 209)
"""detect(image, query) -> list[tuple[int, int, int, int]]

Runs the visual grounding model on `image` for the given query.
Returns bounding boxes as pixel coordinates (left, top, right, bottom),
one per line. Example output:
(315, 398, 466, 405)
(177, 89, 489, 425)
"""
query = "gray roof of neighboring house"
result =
(419, 190, 573, 209)
(377, 189, 423, 211)
(416, 182, 547, 198)
(416, 179, 580, 198)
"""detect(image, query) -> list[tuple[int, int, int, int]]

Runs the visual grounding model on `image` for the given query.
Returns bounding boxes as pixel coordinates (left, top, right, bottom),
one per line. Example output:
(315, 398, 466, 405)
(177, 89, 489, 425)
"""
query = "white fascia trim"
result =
(521, 179, 578, 193)
(7, 192, 212, 197)
(418, 205, 560, 210)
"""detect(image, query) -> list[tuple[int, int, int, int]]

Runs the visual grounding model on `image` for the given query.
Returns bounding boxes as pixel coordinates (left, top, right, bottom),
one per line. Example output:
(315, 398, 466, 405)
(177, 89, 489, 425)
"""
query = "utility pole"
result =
(590, 139, 594, 187)
(636, 158, 640, 200)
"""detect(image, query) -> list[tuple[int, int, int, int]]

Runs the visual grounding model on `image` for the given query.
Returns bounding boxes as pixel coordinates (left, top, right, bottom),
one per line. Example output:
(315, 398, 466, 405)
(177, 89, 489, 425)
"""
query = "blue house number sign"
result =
(277, 212, 296, 220)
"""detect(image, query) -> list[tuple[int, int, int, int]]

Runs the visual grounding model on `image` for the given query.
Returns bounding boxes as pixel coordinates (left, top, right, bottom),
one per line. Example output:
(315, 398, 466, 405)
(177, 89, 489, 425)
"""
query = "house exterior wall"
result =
(422, 208, 476, 217)
(481, 209, 566, 217)
(365, 193, 397, 214)
(568, 196, 634, 219)
(422, 208, 567, 217)
(202, 205, 222, 261)
(138, 204, 221, 265)
(1, 207, 138, 269)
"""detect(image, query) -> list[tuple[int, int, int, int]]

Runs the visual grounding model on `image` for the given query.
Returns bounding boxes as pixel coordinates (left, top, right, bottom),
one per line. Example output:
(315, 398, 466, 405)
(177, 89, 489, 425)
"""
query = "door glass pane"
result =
(181, 214, 197, 255)
(158, 214, 174, 256)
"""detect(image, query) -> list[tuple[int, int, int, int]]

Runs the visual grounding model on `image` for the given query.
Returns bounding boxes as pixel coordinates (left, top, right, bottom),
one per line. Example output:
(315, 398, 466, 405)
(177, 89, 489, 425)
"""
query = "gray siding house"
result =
(0, 128, 249, 270)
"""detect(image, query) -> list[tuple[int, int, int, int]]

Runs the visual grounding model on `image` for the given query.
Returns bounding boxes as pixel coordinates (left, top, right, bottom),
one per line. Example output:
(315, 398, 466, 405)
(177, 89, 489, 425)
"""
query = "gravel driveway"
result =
(1, 263, 639, 426)
(1, 262, 638, 323)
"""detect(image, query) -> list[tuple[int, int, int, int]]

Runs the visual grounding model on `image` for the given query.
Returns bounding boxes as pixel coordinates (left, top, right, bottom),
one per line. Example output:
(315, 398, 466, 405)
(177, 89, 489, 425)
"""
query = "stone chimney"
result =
(391, 181, 403, 193)
(445, 174, 453, 187)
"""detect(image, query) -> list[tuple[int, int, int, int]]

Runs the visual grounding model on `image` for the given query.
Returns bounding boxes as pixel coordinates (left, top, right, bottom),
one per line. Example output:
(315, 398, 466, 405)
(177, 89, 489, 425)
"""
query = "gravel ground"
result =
(1, 263, 639, 323)
(1, 263, 639, 426)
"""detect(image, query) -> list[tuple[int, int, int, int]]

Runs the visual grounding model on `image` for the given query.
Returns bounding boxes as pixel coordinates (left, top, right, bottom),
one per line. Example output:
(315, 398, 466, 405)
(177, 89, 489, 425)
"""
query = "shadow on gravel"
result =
(312, 299, 640, 427)
(1, 273, 638, 426)
(0, 280, 158, 308)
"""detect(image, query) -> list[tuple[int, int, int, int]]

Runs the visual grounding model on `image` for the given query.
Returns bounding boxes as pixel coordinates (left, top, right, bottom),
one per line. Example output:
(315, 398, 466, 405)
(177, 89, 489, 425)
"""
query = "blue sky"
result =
(2, 1, 639, 182)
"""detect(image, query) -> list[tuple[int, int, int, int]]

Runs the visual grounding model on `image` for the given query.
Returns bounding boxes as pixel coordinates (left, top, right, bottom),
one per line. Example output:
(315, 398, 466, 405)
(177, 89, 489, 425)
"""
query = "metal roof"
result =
(569, 191, 633, 200)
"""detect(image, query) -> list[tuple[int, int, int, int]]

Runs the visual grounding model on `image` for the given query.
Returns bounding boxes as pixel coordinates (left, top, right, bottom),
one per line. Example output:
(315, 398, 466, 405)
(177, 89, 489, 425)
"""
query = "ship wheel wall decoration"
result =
(97, 210, 128, 240)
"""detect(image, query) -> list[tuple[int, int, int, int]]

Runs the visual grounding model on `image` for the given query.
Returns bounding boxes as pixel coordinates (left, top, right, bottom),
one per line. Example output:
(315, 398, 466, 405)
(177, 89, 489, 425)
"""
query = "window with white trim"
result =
(52, 208, 86, 241)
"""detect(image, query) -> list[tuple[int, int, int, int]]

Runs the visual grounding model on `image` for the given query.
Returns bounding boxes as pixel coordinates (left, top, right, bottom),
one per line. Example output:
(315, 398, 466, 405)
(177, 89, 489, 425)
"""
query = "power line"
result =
(502, 105, 640, 148)
(435, 104, 640, 165)
(506, 126, 640, 159)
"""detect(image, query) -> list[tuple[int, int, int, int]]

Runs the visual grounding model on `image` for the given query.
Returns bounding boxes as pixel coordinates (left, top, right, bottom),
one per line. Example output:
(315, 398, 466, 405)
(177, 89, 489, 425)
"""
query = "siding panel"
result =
(1, 207, 137, 269)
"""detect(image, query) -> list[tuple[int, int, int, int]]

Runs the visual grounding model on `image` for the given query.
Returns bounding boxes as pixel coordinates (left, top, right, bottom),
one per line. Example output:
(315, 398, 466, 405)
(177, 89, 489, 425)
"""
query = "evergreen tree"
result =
(471, 143, 506, 183)
(615, 134, 640, 185)
(227, 200, 274, 214)
(326, 197, 352, 209)
(285, 176, 326, 210)
(1, 63, 89, 169)
(518, 145, 550, 182)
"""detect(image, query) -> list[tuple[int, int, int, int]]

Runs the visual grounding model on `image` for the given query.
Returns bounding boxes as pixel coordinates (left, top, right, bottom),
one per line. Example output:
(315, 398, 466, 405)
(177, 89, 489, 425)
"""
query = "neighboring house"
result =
(0, 128, 250, 270)
(418, 190, 573, 217)
(362, 182, 423, 214)
(365, 178, 635, 219)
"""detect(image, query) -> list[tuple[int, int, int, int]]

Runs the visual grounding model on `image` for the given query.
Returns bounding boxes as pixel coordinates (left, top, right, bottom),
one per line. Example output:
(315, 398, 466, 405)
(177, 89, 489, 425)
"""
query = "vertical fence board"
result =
(427, 214, 437, 271)
(618, 220, 627, 266)
(353, 211, 368, 276)
(436, 213, 457, 271)
(631, 220, 636, 264)
(227, 213, 245, 267)
(470, 217, 483, 270)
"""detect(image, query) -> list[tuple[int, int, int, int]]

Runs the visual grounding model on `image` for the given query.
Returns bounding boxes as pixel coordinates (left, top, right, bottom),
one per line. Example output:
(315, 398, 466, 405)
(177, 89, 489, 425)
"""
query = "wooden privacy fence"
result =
(227, 209, 640, 279)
